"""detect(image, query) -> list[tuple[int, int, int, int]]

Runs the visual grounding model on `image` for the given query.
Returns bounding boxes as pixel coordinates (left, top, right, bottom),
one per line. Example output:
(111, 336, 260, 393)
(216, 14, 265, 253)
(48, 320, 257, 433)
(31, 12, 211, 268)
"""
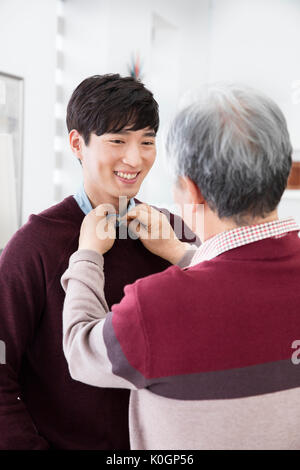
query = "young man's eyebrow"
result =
(107, 130, 129, 135)
(107, 130, 156, 137)
(143, 131, 156, 137)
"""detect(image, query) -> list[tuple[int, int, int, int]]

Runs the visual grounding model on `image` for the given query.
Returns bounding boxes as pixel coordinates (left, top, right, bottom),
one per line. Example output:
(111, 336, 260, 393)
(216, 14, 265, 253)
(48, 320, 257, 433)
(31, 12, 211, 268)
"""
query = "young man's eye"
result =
(110, 140, 124, 144)
(142, 141, 155, 146)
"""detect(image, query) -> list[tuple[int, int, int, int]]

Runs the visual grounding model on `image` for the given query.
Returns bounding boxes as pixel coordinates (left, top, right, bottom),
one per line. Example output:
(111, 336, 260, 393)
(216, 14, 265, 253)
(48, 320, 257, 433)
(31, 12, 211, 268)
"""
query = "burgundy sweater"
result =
(0, 195, 197, 450)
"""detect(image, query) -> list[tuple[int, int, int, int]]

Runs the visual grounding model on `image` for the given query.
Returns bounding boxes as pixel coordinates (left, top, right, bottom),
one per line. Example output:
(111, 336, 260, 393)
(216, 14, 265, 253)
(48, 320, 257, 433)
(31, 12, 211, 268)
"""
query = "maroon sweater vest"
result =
(0, 196, 197, 449)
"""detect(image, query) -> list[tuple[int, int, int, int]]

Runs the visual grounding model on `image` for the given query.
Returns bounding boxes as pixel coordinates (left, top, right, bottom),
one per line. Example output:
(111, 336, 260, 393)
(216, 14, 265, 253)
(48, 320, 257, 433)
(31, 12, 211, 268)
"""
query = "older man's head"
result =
(166, 84, 292, 236)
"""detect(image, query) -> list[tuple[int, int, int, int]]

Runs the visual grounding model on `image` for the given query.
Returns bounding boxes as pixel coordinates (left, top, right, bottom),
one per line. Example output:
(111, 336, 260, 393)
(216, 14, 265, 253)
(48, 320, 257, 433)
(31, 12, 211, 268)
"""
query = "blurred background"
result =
(1, 0, 300, 250)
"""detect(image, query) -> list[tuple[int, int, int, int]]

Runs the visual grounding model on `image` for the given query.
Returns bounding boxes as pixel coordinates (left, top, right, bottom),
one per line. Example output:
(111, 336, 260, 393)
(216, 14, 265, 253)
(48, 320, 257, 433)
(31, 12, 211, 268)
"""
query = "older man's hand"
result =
(125, 203, 189, 264)
(78, 204, 117, 255)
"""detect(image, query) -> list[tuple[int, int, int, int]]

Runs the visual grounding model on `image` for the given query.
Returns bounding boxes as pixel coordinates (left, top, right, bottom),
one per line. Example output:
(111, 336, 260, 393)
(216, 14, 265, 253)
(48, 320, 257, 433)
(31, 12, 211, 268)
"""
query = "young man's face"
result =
(73, 127, 156, 208)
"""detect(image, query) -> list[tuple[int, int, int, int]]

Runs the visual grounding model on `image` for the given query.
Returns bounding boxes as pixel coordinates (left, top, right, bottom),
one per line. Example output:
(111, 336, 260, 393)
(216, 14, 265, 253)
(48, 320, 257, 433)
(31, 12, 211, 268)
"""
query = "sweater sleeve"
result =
(61, 250, 148, 390)
(0, 227, 50, 450)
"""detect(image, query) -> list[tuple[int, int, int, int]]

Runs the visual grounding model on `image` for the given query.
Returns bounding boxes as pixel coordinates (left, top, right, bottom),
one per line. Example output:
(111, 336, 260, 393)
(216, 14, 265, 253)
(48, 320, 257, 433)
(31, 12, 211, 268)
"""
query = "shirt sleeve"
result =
(61, 250, 149, 390)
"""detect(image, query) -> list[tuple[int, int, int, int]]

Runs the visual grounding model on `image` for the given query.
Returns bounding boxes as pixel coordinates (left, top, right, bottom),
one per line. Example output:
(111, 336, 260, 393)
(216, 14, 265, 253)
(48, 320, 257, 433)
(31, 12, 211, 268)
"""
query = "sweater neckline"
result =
(63, 195, 86, 224)
(67, 195, 142, 216)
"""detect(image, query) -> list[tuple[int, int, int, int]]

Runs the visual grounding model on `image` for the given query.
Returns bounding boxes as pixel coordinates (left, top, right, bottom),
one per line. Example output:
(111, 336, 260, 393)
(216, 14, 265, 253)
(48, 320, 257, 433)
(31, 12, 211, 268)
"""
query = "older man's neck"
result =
(203, 208, 279, 242)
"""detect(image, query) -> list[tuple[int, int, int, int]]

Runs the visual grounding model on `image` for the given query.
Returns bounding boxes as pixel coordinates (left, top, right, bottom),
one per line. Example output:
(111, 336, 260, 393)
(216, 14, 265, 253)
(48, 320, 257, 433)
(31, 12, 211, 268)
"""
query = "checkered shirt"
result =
(189, 217, 300, 267)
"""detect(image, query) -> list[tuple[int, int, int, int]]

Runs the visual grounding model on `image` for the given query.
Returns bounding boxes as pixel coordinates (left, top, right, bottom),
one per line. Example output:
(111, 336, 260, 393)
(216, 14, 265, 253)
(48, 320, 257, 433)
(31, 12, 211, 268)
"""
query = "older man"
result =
(61, 84, 300, 449)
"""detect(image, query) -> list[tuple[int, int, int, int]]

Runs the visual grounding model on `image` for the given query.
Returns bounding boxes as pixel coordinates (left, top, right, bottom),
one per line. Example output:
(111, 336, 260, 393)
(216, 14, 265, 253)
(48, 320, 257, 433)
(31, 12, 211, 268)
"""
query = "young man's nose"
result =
(122, 144, 143, 167)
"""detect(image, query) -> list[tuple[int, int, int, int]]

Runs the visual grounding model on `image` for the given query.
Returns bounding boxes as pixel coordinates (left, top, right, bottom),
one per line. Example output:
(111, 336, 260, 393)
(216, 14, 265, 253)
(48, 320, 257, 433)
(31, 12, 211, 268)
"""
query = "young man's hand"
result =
(124, 204, 189, 264)
(78, 204, 117, 255)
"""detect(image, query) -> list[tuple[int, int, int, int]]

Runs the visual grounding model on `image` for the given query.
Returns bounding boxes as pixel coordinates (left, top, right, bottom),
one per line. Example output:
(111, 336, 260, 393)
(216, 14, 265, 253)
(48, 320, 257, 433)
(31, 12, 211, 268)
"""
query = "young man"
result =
(0, 74, 197, 449)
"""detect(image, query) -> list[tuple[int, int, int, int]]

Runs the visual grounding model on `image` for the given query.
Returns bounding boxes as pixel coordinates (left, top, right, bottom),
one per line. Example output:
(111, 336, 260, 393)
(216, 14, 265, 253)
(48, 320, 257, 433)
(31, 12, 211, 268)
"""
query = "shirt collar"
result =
(189, 217, 300, 267)
(73, 182, 93, 215)
(73, 183, 136, 225)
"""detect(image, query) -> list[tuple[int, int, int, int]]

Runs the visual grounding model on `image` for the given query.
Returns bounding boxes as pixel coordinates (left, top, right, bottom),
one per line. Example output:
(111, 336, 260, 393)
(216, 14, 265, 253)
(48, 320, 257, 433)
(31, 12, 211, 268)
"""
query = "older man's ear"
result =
(174, 176, 205, 210)
(173, 176, 206, 237)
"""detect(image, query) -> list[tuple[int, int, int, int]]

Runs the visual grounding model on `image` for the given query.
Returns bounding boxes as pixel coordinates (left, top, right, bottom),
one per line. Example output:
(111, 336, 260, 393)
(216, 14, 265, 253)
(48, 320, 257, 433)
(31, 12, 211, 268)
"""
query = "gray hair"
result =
(166, 83, 292, 225)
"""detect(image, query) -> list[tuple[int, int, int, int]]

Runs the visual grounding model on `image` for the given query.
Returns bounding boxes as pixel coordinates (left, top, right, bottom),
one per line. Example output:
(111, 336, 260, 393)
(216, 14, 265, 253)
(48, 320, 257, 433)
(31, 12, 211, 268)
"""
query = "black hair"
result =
(66, 74, 159, 145)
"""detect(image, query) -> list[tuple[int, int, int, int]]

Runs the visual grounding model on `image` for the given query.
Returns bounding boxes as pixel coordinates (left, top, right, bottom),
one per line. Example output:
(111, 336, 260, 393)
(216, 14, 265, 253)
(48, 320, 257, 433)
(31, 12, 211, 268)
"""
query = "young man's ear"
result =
(69, 129, 84, 165)
(178, 176, 205, 212)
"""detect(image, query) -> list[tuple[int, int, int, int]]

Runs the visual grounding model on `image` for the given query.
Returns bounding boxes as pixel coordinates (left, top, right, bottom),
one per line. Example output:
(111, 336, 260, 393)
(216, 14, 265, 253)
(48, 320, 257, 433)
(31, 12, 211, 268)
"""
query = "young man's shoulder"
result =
(25, 195, 82, 231)
(34, 195, 84, 226)
(1, 196, 83, 262)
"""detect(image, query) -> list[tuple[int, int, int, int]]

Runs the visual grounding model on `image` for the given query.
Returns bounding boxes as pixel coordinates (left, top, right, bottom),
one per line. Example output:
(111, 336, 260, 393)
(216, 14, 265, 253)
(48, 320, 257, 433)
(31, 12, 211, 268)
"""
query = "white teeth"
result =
(115, 171, 138, 180)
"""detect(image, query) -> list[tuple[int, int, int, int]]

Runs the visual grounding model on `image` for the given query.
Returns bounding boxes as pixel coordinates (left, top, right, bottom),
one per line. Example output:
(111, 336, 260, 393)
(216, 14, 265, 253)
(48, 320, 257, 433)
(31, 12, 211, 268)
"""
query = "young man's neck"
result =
(84, 183, 131, 214)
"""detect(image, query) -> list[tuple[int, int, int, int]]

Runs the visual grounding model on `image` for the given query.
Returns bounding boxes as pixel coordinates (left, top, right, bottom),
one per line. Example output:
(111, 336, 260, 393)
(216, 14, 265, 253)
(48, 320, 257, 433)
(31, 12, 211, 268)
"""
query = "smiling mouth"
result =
(114, 171, 141, 183)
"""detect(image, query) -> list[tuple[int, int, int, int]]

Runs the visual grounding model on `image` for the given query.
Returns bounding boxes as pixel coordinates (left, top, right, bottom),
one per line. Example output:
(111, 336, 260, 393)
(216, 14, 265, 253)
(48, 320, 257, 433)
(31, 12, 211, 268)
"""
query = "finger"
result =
(126, 209, 152, 231)
(127, 218, 150, 240)
(95, 203, 117, 217)
(106, 213, 118, 223)
(96, 216, 116, 240)
(107, 217, 117, 238)
(126, 203, 152, 219)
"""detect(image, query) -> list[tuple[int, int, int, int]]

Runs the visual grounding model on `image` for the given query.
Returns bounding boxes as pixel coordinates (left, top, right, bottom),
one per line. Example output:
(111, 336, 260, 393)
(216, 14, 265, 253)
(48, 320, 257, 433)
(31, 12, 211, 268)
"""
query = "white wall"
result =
(209, 0, 300, 150)
(58, 0, 110, 199)
(209, 0, 300, 222)
(0, 0, 57, 223)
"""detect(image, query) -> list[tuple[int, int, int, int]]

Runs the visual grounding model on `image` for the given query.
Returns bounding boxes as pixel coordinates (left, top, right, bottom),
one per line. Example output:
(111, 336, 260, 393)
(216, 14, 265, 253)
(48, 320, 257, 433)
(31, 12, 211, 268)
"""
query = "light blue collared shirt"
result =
(73, 183, 136, 226)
